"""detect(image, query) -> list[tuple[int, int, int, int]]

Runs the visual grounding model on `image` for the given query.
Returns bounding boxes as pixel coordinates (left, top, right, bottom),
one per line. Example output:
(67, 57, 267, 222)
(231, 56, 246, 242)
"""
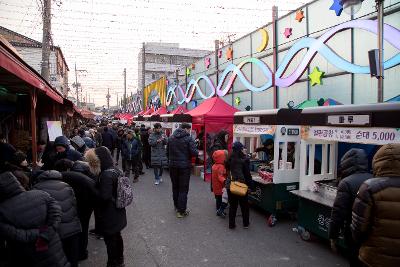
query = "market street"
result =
(81, 167, 347, 267)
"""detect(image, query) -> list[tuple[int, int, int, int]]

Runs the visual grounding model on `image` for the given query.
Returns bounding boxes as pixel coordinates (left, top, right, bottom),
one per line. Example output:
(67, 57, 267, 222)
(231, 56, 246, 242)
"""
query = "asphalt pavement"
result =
(80, 166, 347, 267)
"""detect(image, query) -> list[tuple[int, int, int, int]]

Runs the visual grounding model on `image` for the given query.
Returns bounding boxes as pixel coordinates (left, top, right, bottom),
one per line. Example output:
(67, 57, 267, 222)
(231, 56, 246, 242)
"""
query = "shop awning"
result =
(0, 40, 63, 103)
(186, 97, 239, 124)
(151, 106, 168, 115)
(170, 105, 188, 114)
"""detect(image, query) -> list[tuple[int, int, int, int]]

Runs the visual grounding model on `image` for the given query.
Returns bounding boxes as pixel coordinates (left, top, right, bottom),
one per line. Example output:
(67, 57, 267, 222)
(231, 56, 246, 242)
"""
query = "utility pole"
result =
(73, 63, 87, 108)
(117, 92, 119, 109)
(41, 0, 51, 81)
(106, 88, 111, 115)
(123, 68, 127, 111)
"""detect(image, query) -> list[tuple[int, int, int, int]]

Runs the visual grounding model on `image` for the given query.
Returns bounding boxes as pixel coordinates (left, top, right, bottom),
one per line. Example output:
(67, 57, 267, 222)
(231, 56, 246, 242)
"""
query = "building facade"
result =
(166, 0, 400, 111)
(0, 26, 69, 97)
(137, 42, 210, 92)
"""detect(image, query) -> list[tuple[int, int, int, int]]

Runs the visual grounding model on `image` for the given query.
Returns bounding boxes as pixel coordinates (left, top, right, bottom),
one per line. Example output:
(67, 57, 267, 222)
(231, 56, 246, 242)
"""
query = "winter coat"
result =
(140, 128, 151, 159)
(71, 160, 96, 180)
(212, 150, 227, 195)
(33, 170, 82, 239)
(167, 128, 198, 169)
(94, 132, 103, 147)
(116, 133, 124, 149)
(61, 171, 97, 223)
(329, 149, 373, 242)
(226, 151, 253, 188)
(84, 147, 127, 236)
(351, 144, 400, 267)
(0, 172, 69, 267)
(122, 138, 141, 160)
(149, 131, 168, 167)
(54, 136, 83, 162)
(101, 130, 114, 150)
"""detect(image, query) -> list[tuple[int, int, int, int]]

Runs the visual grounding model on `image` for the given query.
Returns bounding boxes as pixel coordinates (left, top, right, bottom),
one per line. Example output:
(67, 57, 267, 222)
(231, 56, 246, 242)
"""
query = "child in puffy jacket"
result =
(212, 150, 228, 217)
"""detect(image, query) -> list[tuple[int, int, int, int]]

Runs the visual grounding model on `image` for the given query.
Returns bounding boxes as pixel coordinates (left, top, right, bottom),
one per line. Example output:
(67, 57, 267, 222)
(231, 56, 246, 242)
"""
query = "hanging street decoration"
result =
(308, 66, 325, 86)
(218, 49, 222, 58)
(295, 10, 305, 22)
(226, 47, 233, 60)
(186, 67, 191, 76)
(256, 29, 269, 52)
(205, 57, 211, 68)
(166, 19, 400, 106)
(284, 28, 293, 38)
(235, 97, 241, 106)
(191, 63, 195, 70)
(330, 0, 343, 16)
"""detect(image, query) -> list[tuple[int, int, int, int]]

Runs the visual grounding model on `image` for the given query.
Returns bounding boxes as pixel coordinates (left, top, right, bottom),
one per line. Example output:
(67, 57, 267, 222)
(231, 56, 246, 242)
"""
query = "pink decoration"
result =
(284, 28, 292, 38)
(205, 57, 211, 68)
(218, 50, 222, 58)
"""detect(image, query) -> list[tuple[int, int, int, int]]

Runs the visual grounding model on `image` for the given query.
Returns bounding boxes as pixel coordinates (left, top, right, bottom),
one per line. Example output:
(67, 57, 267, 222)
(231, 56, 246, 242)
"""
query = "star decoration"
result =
(205, 57, 211, 68)
(308, 67, 325, 86)
(295, 10, 305, 22)
(284, 28, 292, 38)
(329, 0, 343, 16)
(218, 50, 222, 58)
(234, 97, 241, 106)
(186, 67, 191, 76)
(191, 63, 195, 70)
(226, 47, 233, 60)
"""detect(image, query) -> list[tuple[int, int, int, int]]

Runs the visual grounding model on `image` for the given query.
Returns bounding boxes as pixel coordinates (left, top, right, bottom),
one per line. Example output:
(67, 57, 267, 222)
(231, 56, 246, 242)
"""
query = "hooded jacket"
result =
(226, 150, 253, 188)
(329, 149, 373, 241)
(84, 147, 127, 235)
(122, 137, 141, 160)
(33, 171, 82, 239)
(0, 172, 69, 267)
(167, 128, 198, 168)
(212, 150, 227, 195)
(352, 144, 400, 267)
(149, 131, 168, 166)
(54, 136, 83, 162)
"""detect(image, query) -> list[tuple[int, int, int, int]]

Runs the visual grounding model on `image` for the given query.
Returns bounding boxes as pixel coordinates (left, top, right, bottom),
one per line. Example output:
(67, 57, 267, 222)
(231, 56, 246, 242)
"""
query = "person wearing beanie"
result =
(226, 141, 253, 229)
(84, 147, 126, 267)
(54, 136, 83, 162)
(71, 136, 88, 154)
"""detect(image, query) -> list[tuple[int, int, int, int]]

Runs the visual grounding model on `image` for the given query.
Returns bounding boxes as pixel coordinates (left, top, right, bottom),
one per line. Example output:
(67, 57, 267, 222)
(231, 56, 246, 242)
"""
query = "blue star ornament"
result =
(330, 0, 343, 16)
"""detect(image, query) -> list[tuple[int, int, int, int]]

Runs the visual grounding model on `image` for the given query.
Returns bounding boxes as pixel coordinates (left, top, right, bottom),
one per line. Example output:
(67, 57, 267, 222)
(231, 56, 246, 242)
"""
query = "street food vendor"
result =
(254, 138, 274, 162)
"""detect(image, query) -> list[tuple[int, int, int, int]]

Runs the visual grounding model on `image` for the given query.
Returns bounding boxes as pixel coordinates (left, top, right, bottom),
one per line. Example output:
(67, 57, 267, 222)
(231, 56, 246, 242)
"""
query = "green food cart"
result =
(233, 108, 302, 226)
(291, 102, 400, 246)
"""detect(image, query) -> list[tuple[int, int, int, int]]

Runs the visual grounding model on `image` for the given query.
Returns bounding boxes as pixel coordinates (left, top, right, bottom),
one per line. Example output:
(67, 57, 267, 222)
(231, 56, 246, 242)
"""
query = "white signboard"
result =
(47, 121, 63, 141)
(234, 124, 276, 135)
(243, 116, 260, 124)
(302, 126, 400, 145)
(327, 114, 370, 126)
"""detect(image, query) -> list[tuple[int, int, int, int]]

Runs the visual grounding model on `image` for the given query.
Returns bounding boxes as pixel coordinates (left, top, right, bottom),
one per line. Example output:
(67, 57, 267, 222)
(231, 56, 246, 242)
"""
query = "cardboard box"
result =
(192, 165, 204, 176)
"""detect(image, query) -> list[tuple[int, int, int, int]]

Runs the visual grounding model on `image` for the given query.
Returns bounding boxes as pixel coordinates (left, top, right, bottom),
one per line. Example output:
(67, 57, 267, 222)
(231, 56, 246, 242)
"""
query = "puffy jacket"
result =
(226, 151, 253, 188)
(33, 170, 82, 239)
(149, 131, 168, 167)
(101, 130, 114, 150)
(84, 147, 127, 236)
(0, 172, 69, 267)
(122, 138, 141, 160)
(211, 150, 227, 195)
(351, 144, 400, 267)
(54, 136, 83, 162)
(71, 160, 96, 180)
(329, 149, 373, 242)
(167, 128, 198, 168)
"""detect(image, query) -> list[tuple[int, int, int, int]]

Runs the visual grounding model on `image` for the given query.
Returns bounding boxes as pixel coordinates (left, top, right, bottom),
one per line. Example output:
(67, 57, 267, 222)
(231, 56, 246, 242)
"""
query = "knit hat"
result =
(71, 136, 86, 148)
(232, 141, 244, 152)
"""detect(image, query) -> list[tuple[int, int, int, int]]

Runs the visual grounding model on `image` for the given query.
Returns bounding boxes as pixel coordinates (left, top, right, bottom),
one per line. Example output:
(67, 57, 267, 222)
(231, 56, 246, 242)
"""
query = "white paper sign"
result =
(234, 124, 276, 135)
(303, 126, 400, 145)
(47, 121, 63, 141)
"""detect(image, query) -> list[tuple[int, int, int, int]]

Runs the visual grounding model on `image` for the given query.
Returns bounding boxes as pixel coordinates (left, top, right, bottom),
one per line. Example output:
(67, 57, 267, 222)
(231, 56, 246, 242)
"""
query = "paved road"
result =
(81, 167, 347, 267)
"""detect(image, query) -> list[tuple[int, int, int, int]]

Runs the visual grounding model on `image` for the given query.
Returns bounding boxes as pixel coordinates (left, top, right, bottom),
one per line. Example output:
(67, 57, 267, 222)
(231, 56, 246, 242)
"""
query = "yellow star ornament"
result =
(309, 67, 324, 86)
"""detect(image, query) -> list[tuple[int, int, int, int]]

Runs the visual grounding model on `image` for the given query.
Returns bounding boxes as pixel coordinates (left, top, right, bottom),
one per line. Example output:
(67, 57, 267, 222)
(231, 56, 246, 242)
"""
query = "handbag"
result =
(229, 173, 248, 197)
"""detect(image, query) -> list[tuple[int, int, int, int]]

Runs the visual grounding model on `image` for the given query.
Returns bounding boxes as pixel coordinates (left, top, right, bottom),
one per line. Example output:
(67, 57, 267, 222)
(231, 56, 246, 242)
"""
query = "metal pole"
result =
(75, 63, 79, 107)
(41, 0, 51, 81)
(30, 88, 38, 167)
(214, 40, 219, 86)
(377, 0, 384, 102)
(272, 5, 279, 108)
(124, 68, 127, 111)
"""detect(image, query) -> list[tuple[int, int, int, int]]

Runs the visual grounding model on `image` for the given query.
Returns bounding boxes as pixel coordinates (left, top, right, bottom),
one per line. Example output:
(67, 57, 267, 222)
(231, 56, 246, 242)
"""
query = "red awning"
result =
(170, 105, 188, 114)
(142, 108, 154, 116)
(0, 42, 63, 103)
(151, 106, 168, 115)
(186, 97, 238, 124)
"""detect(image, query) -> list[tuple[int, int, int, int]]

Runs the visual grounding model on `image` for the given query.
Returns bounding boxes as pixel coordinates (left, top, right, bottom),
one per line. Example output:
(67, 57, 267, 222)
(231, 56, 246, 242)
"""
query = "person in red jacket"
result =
(212, 150, 228, 218)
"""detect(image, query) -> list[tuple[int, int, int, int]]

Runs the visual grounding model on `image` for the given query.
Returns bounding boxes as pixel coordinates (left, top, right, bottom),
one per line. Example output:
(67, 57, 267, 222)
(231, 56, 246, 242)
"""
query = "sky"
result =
(0, 0, 309, 106)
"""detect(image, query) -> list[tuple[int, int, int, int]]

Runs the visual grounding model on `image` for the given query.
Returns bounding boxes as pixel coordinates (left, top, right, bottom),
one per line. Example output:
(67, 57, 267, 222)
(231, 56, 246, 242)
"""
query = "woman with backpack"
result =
(84, 146, 127, 267)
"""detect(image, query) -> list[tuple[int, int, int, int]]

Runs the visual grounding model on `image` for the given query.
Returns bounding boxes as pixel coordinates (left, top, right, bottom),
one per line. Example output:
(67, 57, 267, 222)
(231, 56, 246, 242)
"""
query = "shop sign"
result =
(327, 114, 370, 126)
(243, 116, 260, 124)
(234, 124, 276, 135)
(287, 128, 300, 136)
(302, 126, 400, 145)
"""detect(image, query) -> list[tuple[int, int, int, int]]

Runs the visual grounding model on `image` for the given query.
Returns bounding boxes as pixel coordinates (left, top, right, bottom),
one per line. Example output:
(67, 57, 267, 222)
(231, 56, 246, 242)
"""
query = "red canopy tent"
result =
(151, 106, 168, 115)
(186, 97, 239, 181)
(142, 108, 154, 116)
(170, 105, 188, 114)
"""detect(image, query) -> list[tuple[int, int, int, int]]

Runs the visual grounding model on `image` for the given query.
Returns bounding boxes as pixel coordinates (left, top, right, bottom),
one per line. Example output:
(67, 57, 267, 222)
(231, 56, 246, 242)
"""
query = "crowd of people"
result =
(0, 120, 399, 267)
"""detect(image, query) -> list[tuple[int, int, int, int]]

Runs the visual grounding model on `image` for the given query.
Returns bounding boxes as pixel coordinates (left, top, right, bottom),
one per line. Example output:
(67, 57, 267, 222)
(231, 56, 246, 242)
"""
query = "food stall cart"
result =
(291, 102, 400, 245)
(158, 113, 192, 137)
(233, 108, 302, 226)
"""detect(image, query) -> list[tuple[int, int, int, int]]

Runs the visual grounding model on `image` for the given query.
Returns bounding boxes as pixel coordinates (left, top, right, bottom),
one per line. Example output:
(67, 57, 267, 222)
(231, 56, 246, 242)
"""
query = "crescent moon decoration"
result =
(166, 19, 400, 106)
(256, 29, 269, 53)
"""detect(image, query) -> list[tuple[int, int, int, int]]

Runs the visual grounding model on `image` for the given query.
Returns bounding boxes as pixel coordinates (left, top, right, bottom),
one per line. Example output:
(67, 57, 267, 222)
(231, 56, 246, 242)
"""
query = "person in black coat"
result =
(140, 126, 151, 169)
(121, 131, 141, 181)
(0, 171, 69, 267)
(225, 141, 253, 229)
(329, 148, 372, 266)
(167, 124, 198, 218)
(54, 136, 83, 162)
(33, 170, 82, 267)
(84, 147, 126, 267)
(101, 127, 115, 154)
(115, 128, 125, 165)
(54, 159, 97, 261)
